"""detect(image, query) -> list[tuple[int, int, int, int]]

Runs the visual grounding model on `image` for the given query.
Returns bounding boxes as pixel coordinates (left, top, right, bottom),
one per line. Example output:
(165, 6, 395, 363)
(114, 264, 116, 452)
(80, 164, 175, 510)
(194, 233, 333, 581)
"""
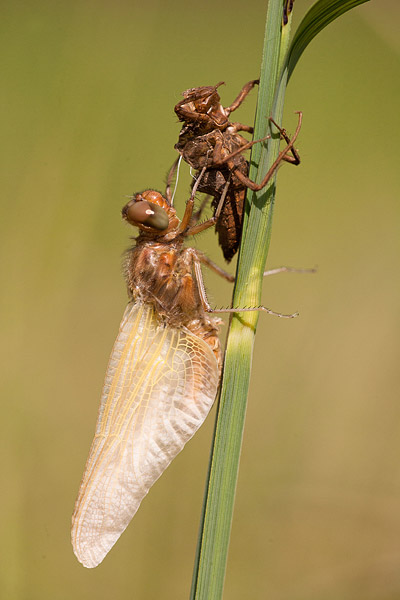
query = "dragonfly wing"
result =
(71, 302, 219, 568)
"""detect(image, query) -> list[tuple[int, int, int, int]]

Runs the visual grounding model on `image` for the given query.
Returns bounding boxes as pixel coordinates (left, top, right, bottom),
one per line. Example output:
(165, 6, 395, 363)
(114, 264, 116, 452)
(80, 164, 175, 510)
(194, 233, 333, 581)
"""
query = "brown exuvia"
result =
(174, 80, 301, 262)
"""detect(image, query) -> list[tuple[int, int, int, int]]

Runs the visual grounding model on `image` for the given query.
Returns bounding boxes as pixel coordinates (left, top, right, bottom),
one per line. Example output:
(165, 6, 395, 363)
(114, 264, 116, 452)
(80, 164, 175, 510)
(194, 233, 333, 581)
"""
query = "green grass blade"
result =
(190, 2, 288, 599)
(287, 0, 371, 80)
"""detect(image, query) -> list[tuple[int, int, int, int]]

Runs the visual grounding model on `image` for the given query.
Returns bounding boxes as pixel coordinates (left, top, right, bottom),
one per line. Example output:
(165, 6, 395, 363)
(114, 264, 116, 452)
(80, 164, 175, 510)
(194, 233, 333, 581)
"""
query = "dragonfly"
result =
(71, 170, 298, 568)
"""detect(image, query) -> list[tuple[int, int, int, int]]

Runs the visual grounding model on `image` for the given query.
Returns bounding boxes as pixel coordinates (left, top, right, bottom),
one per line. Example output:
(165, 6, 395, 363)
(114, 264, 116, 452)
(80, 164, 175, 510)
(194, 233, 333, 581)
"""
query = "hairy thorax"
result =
(123, 240, 222, 367)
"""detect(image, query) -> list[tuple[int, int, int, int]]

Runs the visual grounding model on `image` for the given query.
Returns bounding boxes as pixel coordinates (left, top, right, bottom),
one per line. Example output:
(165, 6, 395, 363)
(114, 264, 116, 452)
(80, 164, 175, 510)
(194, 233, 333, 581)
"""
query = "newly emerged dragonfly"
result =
(71, 172, 298, 568)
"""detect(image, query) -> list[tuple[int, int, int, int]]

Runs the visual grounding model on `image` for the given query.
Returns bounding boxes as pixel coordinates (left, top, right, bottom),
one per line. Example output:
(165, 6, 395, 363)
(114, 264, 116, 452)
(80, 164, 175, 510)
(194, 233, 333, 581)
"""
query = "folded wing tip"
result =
(72, 537, 107, 569)
(70, 303, 221, 568)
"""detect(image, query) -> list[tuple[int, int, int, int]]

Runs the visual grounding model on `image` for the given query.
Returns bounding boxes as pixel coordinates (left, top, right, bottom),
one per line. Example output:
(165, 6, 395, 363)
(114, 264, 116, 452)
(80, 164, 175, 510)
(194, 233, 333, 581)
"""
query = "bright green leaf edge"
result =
(287, 0, 370, 80)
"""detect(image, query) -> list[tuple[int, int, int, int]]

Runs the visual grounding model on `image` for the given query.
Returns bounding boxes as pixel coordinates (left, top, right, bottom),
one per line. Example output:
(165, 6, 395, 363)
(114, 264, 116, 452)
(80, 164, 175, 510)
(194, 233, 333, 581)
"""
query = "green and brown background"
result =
(1, 1, 399, 598)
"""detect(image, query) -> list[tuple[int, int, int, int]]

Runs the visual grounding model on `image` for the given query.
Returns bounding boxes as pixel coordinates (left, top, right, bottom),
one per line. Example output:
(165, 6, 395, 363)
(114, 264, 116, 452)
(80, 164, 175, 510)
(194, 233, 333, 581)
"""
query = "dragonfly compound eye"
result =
(122, 199, 169, 230)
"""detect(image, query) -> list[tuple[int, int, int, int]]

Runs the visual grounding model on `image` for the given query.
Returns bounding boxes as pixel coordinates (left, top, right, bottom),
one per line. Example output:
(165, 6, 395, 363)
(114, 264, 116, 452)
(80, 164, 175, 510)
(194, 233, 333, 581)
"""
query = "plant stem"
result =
(190, 2, 292, 598)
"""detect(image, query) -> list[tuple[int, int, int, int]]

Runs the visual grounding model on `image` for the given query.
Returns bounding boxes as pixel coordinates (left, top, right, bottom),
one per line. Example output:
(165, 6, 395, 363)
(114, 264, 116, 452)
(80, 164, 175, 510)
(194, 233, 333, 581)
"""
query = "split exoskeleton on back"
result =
(174, 80, 302, 261)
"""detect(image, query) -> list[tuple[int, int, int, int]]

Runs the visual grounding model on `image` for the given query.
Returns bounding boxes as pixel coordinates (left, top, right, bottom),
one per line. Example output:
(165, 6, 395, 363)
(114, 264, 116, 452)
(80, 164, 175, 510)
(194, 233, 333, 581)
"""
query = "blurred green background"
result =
(1, 1, 399, 598)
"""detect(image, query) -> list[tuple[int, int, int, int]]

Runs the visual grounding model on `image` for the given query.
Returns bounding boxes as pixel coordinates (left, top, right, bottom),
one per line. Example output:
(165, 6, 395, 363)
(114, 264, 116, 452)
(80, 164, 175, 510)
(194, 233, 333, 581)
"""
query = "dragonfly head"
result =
(122, 191, 180, 233)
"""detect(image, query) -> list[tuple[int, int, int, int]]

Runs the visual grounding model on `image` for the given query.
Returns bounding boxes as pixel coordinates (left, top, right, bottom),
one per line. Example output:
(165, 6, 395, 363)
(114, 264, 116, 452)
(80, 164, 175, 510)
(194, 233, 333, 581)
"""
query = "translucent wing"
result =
(71, 302, 219, 568)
